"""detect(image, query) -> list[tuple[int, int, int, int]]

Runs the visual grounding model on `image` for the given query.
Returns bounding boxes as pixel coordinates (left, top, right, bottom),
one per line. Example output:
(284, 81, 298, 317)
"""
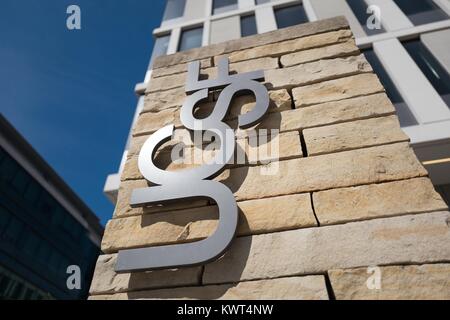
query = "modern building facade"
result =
(104, 0, 450, 206)
(91, 16, 450, 300)
(0, 115, 103, 300)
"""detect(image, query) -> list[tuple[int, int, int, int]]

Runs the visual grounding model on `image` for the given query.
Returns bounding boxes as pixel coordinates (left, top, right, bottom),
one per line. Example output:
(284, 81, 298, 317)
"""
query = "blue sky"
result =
(0, 0, 166, 225)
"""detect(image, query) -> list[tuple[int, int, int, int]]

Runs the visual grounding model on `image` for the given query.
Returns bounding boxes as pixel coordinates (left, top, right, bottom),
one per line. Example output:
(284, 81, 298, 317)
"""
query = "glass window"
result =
(11, 170, 30, 195)
(37, 241, 52, 263)
(346, 0, 385, 35)
(363, 48, 418, 127)
(37, 192, 56, 219)
(149, 35, 170, 69)
(241, 14, 258, 37)
(0, 152, 18, 183)
(178, 27, 203, 52)
(0, 206, 11, 234)
(256, 0, 271, 4)
(213, 0, 238, 15)
(23, 180, 41, 205)
(403, 39, 450, 108)
(4, 217, 24, 245)
(274, 4, 308, 29)
(22, 232, 40, 256)
(393, 0, 448, 25)
(163, 0, 186, 21)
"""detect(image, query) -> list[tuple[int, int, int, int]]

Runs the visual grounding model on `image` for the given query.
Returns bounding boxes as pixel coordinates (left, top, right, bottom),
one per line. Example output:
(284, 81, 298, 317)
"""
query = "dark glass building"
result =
(0, 115, 103, 300)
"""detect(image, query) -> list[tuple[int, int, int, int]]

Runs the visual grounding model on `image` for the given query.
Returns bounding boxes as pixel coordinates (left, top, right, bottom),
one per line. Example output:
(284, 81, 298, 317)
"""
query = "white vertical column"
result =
(421, 29, 450, 75)
(303, 0, 318, 21)
(374, 38, 450, 124)
(168, 28, 181, 54)
(203, 21, 211, 46)
(203, 0, 213, 46)
(255, 5, 277, 33)
(239, 0, 255, 10)
(364, 0, 413, 31)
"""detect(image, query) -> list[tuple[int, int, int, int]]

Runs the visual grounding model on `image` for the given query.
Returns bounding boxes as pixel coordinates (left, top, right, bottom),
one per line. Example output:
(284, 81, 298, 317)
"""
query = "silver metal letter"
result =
(115, 58, 269, 273)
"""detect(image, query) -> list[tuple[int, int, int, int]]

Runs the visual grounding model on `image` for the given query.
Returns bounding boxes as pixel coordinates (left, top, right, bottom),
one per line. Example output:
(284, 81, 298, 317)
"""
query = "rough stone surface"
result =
(203, 211, 450, 284)
(89, 254, 202, 295)
(147, 58, 278, 94)
(143, 87, 188, 113)
(303, 115, 409, 156)
(266, 55, 371, 90)
(152, 58, 212, 78)
(146, 68, 216, 93)
(293, 74, 384, 107)
(313, 178, 448, 225)
(153, 17, 349, 68)
(280, 39, 359, 67)
(122, 131, 302, 180)
(295, 93, 395, 128)
(136, 89, 292, 136)
(90, 275, 329, 300)
(215, 143, 427, 202)
(219, 29, 353, 64)
(102, 193, 316, 253)
(329, 264, 450, 300)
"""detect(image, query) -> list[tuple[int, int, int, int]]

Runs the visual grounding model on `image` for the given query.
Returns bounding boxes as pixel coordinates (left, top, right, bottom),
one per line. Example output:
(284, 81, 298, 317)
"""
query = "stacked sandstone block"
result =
(89, 17, 450, 300)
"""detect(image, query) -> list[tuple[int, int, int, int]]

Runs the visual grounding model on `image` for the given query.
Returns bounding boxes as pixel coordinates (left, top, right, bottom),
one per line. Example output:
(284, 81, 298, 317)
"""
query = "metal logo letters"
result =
(115, 58, 269, 272)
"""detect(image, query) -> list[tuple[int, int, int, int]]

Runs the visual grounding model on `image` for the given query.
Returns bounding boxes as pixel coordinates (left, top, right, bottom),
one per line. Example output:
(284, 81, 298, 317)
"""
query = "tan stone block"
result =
(313, 178, 448, 225)
(122, 131, 303, 181)
(143, 87, 188, 113)
(90, 275, 329, 300)
(89, 254, 202, 295)
(280, 39, 360, 67)
(212, 88, 292, 119)
(203, 211, 450, 284)
(303, 115, 409, 156)
(146, 68, 217, 93)
(216, 143, 427, 202)
(229, 57, 279, 73)
(152, 58, 212, 78)
(102, 193, 316, 253)
(134, 107, 180, 137)
(295, 93, 396, 129)
(137, 89, 291, 137)
(113, 179, 208, 218)
(293, 73, 384, 108)
(219, 29, 353, 64)
(329, 264, 450, 300)
(266, 55, 372, 90)
(147, 57, 277, 95)
(236, 94, 397, 137)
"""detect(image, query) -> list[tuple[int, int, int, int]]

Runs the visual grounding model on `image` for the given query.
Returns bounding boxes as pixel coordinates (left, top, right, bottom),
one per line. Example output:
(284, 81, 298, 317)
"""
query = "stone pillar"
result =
(89, 17, 450, 300)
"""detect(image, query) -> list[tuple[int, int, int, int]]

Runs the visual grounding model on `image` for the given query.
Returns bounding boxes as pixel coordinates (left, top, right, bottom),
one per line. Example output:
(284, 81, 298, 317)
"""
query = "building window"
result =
(213, 0, 238, 15)
(178, 26, 203, 52)
(149, 35, 170, 68)
(241, 14, 258, 37)
(256, 0, 271, 4)
(274, 4, 308, 29)
(363, 48, 418, 127)
(393, 0, 449, 25)
(346, 0, 385, 35)
(163, 0, 186, 21)
(403, 39, 450, 108)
